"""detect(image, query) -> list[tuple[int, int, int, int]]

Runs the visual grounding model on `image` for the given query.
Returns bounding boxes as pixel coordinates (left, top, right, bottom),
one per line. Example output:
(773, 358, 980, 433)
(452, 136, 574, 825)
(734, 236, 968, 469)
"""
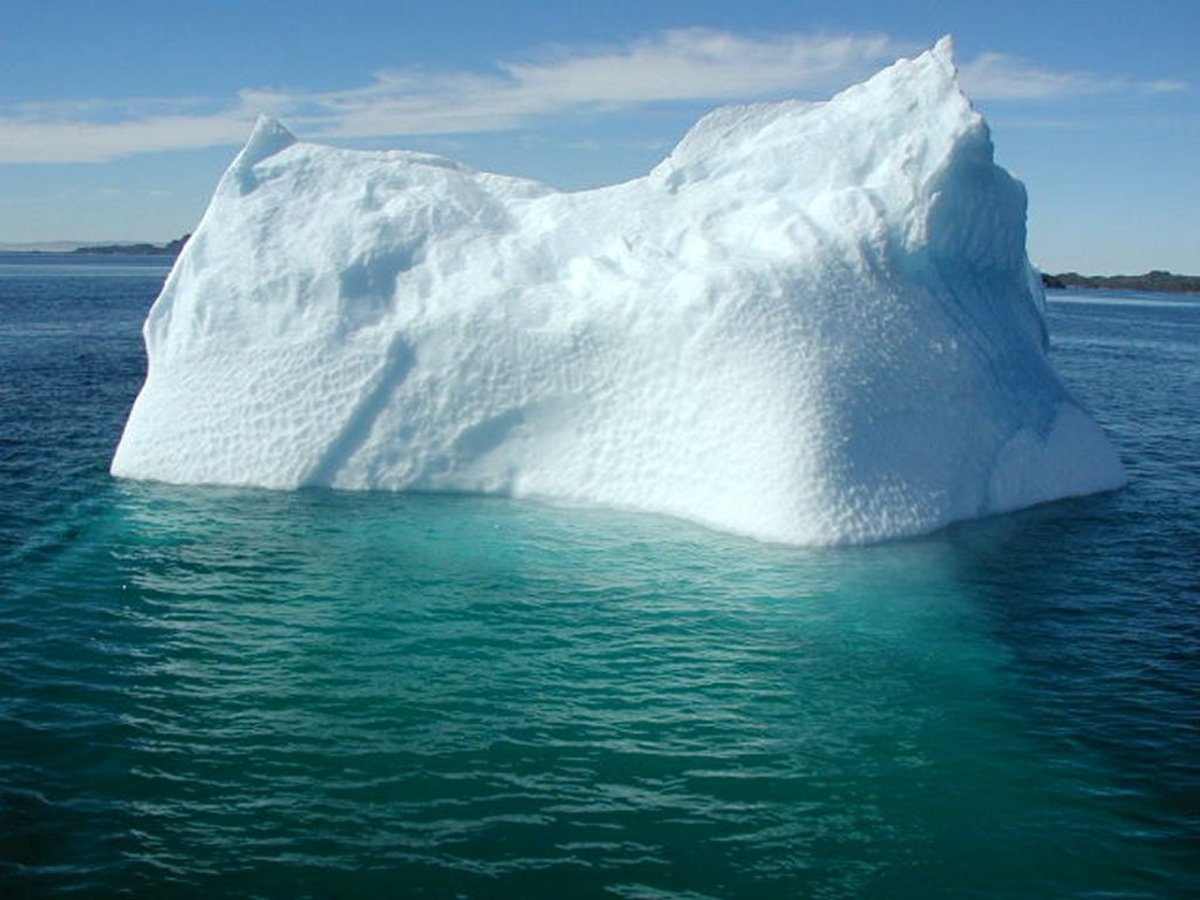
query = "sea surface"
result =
(1, 254, 1197, 898)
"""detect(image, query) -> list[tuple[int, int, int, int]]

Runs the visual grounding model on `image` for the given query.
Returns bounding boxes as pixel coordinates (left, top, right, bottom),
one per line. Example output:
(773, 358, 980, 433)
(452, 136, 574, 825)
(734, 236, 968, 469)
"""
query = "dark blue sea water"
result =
(1, 255, 1197, 898)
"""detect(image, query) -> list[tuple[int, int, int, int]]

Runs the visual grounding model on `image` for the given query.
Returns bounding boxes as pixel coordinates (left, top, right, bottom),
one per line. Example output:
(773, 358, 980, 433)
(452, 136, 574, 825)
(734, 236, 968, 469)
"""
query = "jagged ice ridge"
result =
(111, 38, 1125, 545)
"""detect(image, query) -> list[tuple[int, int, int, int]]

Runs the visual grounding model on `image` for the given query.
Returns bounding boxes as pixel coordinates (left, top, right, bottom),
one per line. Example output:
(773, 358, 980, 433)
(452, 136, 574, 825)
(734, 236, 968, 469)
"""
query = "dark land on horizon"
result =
(71, 235, 190, 257)
(1040, 270, 1200, 295)
(6, 234, 1195, 295)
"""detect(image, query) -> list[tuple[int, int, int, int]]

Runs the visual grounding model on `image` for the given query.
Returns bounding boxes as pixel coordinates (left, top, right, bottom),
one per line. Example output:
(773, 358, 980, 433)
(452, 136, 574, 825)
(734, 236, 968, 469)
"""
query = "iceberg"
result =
(111, 37, 1125, 545)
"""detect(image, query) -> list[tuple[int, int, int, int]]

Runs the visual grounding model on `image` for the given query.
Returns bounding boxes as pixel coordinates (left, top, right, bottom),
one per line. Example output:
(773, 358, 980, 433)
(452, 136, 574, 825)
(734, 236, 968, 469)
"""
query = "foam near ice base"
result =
(111, 37, 1125, 545)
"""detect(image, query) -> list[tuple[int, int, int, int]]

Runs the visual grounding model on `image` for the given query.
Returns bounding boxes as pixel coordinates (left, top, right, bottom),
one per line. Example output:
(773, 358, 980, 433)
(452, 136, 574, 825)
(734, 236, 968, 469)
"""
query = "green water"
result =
(4, 484, 1191, 897)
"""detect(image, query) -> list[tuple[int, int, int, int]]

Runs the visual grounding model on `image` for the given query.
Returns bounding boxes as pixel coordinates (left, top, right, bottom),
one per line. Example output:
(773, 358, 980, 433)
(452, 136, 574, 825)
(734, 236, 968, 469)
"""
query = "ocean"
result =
(1, 254, 1196, 898)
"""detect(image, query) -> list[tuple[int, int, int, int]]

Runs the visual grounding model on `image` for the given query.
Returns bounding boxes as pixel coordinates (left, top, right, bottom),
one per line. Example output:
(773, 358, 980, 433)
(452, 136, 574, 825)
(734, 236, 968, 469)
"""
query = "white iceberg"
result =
(111, 37, 1125, 545)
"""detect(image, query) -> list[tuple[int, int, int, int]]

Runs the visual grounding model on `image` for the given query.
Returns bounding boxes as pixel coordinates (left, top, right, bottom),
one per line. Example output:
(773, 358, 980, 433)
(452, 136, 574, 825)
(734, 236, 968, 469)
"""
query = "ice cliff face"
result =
(111, 37, 1125, 545)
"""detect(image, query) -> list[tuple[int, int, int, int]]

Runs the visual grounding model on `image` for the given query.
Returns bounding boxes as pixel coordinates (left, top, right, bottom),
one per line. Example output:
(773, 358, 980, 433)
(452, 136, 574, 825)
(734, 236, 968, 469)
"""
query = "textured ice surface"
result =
(112, 38, 1125, 545)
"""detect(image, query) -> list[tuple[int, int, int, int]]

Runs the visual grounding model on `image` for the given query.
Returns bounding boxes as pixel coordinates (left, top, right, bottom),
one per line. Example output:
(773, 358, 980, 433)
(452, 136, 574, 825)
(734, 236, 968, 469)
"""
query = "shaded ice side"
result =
(111, 37, 1125, 545)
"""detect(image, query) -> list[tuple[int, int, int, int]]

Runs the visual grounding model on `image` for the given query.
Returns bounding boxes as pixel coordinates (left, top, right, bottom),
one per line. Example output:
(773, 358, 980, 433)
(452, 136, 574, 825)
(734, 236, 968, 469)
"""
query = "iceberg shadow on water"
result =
(110, 36, 1125, 546)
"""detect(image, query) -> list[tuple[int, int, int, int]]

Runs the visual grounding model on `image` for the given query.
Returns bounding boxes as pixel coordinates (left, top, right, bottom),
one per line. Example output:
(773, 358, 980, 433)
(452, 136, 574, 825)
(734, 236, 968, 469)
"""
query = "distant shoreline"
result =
(69, 234, 190, 257)
(1040, 270, 1199, 295)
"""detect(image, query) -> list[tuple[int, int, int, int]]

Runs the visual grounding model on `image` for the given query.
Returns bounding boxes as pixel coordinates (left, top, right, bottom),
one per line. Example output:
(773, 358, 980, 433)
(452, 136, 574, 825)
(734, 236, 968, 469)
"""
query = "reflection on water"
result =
(1, 479, 1188, 896)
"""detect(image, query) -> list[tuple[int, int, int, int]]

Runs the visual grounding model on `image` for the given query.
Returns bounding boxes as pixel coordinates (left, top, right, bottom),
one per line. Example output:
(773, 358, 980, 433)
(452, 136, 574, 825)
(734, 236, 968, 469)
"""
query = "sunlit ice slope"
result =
(111, 37, 1125, 545)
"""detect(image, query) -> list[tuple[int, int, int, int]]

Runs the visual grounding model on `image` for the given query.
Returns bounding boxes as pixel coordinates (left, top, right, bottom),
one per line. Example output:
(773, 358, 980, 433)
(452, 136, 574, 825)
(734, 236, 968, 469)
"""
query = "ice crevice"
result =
(111, 36, 1126, 545)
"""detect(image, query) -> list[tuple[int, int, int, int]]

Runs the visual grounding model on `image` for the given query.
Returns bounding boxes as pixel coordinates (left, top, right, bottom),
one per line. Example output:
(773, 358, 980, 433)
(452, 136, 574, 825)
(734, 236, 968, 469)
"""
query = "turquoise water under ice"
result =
(1, 255, 1197, 897)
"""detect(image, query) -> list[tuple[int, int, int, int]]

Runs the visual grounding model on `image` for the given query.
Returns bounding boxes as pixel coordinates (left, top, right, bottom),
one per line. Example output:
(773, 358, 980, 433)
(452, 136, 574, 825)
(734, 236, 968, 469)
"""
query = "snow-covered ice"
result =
(111, 37, 1125, 545)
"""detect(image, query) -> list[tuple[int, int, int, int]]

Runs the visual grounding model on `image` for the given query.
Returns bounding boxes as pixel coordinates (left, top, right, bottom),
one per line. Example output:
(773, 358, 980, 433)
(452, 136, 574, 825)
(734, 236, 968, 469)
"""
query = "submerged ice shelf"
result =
(111, 37, 1125, 545)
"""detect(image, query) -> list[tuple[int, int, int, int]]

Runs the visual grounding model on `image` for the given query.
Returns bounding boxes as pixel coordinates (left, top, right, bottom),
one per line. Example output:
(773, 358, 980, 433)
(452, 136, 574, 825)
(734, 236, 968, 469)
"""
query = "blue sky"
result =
(1, 0, 1196, 274)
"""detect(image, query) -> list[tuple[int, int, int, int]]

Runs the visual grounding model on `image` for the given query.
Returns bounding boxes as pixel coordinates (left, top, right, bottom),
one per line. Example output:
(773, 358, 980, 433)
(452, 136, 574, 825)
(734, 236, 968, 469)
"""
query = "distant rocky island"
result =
(71, 234, 190, 256)
(1041, 270, 1200, 295)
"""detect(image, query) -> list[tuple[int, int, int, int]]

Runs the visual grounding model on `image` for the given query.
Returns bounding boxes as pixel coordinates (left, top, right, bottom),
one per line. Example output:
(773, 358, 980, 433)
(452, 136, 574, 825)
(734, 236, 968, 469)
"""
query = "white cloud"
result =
(0, 113, 256, 163)
(0, 30, 908, 162)
(959, 51, 1187, 100)
(497, 29, 902, 107)
(0, 30, 1186, 163)
(1146, 79, 1187, 93)
(260, 29, 909, 141)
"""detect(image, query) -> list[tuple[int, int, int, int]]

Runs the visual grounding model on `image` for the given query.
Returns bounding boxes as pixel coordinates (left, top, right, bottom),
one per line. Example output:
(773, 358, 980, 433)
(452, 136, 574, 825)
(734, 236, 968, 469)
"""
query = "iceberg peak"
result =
(227, 115, 297, 191)
(931, 34, 956, 66)
(112, 41, 1124, 546)
(243, 115, 295, 159)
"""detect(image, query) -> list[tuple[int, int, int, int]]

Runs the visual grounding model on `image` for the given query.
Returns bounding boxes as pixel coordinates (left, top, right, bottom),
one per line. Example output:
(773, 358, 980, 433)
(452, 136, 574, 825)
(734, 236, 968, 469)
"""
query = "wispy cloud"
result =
(959, 51, 1187, 100)
(0, 114, 254, 163)
(242, 29, 908, 141)
(1146, 79, 1188, 93)
(0, 29, 1186, 164)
